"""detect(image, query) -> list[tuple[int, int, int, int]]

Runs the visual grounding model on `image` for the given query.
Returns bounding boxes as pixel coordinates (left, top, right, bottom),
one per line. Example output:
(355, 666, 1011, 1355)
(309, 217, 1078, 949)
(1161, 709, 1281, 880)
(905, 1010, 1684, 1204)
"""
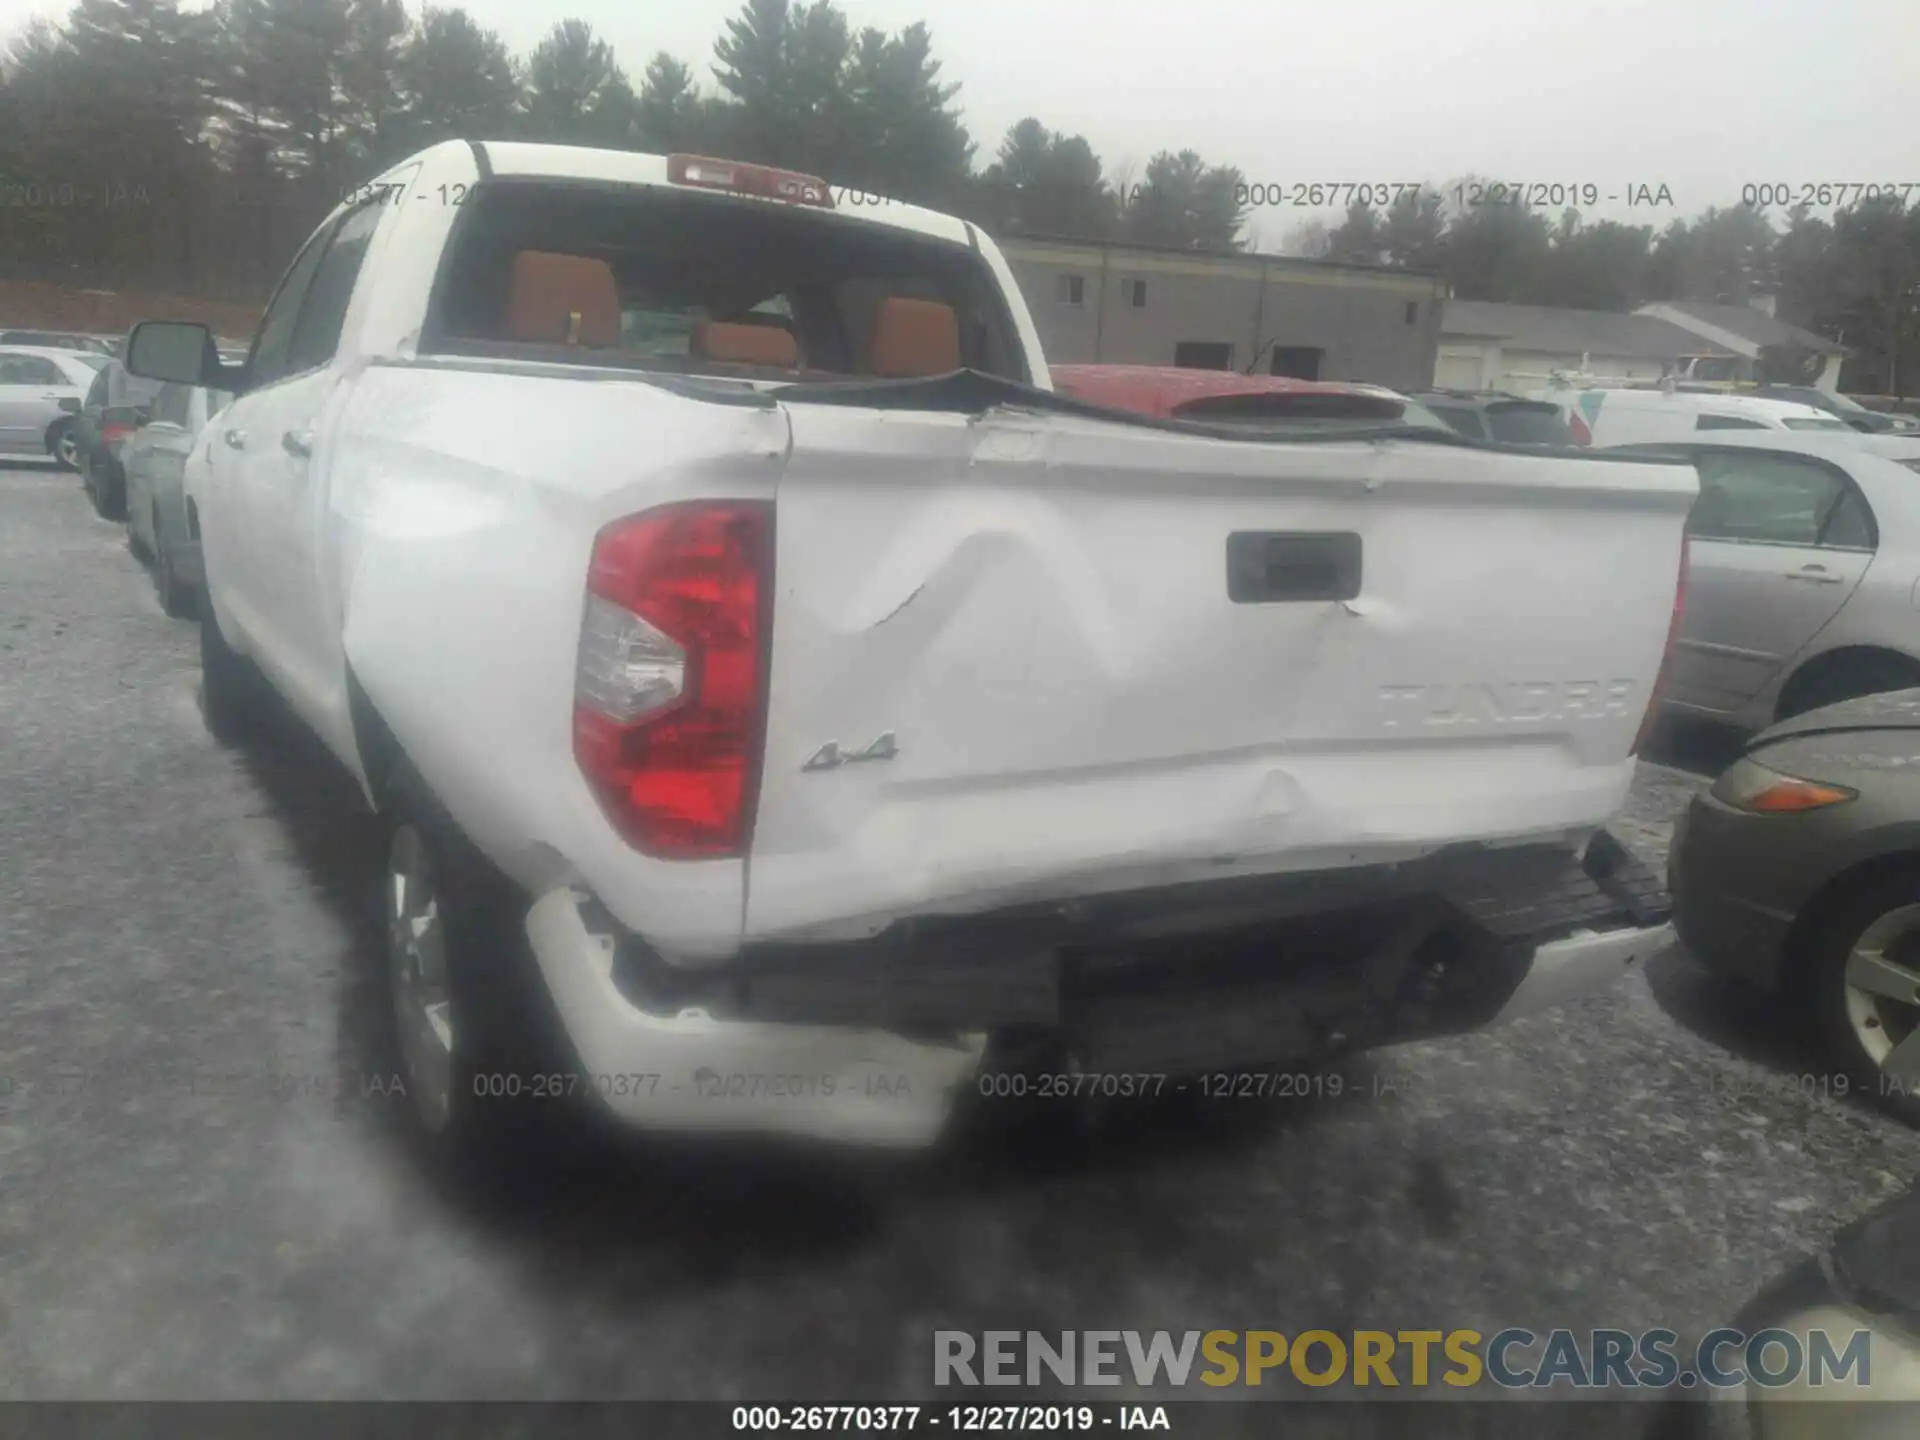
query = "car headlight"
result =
(1711, 757, 1858, 814)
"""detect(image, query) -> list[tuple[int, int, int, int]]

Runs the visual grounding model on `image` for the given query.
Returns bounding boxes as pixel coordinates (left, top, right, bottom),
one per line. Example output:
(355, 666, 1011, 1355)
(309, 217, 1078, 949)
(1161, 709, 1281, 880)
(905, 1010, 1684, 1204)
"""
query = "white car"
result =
(0, 345, 106, 469)
(1542, 386, 1855, 447)
(1605, 429, 1920, 731)
(124, 138, 1688, 1166)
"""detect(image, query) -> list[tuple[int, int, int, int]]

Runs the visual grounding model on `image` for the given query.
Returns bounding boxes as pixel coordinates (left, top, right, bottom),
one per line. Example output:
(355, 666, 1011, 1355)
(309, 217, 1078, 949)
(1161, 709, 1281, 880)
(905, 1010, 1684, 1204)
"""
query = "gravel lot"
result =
(2, 458, 1915, 1427)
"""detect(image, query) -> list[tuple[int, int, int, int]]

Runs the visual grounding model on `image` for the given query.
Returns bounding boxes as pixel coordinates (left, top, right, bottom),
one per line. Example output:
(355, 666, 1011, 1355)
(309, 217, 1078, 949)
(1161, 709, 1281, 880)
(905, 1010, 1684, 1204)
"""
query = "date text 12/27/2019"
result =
(1230, 181, 1674, 210)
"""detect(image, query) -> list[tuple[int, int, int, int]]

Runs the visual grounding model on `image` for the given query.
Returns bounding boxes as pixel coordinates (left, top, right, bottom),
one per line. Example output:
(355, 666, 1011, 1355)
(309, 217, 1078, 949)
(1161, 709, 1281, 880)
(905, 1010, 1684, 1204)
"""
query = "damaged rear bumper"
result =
(523, 831, 1673, 1147)
(525, 890, 985, 1147)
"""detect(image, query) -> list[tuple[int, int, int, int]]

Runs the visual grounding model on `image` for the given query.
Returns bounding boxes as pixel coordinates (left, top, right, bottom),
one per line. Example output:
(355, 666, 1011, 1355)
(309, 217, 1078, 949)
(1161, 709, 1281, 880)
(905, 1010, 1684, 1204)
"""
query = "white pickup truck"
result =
(126, 139, 1692, 1165)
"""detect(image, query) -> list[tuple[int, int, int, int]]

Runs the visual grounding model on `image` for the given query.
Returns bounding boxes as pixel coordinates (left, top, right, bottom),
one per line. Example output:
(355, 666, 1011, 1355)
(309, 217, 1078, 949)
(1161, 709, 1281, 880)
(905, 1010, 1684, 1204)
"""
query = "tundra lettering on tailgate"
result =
(1379, 679, 1637, 728)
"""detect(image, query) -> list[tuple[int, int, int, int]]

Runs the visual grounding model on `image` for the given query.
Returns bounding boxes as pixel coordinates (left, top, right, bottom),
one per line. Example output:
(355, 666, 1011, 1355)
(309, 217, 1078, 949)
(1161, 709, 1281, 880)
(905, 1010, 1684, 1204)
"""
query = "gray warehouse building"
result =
(997, 235, 1446, 393)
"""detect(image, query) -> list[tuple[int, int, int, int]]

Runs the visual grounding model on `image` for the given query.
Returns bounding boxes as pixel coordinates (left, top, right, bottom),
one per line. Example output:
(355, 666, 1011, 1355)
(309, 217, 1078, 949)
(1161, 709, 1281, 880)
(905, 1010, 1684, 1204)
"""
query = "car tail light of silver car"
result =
(1631, 541, 1689, 756)
(572, 501, 773, 859)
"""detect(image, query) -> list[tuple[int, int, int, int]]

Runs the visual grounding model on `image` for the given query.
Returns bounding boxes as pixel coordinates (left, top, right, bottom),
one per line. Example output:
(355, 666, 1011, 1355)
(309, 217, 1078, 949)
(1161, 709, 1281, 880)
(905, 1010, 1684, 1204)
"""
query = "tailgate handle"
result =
(1227, 531, 1362, 604)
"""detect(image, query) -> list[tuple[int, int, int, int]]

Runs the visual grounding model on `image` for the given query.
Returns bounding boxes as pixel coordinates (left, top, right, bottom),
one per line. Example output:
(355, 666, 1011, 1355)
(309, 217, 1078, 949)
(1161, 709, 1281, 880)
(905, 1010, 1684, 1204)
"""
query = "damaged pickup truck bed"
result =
(126, 139, 1693, 1162)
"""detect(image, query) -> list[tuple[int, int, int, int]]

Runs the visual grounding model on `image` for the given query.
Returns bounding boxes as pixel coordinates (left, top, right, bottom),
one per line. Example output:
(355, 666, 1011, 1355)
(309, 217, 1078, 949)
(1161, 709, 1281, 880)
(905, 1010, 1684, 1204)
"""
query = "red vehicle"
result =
(1051, 364, 1450, 432)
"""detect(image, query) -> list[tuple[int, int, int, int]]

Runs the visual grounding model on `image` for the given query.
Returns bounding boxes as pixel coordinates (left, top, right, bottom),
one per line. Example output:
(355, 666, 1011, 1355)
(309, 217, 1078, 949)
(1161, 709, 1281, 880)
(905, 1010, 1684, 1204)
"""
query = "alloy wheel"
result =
(1842, 904, 1920, 1092)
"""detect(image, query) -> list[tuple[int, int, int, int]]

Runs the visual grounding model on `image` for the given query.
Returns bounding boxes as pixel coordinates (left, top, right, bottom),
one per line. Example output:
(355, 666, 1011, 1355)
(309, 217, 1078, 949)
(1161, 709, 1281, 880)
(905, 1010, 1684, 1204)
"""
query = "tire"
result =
(377, 765, 572, 1175)
(127, 501, 151, 561)
(98, 461, 126, 522)
(47, 422, 78, 472)
(1779, 653, 1920, 721)
(1801, 867, 1920, 1123)
(197, 591, 272, 743)
(155, 521, 191, 618)
(86, 457, 124, 520)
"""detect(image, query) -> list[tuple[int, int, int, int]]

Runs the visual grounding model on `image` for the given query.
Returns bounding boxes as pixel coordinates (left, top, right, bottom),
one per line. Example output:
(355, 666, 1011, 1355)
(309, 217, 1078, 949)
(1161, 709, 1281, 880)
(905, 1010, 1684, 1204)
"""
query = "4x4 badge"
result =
(803, 733, 898, 772)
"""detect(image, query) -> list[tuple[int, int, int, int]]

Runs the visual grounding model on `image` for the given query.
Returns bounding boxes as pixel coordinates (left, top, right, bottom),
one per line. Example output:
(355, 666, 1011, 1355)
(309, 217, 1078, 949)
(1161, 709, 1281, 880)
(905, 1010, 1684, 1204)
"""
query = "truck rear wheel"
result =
(378, 766, 577, 1174)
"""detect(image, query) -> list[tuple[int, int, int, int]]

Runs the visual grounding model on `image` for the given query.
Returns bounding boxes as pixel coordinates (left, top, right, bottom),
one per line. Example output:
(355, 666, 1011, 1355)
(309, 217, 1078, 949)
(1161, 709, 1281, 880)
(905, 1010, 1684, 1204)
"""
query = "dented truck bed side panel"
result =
(746, 405, 1697, 942)
(325, 364, 792, 960)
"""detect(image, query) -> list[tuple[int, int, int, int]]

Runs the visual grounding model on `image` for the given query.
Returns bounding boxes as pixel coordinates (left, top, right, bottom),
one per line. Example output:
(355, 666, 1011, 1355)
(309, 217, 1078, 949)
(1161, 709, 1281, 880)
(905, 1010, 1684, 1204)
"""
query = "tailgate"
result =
(746, 406, 1695, 941)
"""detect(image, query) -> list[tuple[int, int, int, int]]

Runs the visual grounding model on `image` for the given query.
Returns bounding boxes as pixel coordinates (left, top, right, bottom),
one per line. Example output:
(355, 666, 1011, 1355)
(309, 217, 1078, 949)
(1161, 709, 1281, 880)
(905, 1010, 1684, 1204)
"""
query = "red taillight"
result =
(102, 423, 133, 445)
(666, 153, 834, 209)
(572, 501, 773, 859)
(1630, 540, 1689, 756)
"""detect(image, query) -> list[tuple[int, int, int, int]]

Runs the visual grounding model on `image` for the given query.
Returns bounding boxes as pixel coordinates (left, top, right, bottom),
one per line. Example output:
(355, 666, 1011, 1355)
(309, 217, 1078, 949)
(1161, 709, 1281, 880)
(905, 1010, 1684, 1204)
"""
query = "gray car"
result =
(1671, 689, 1920, 1116)
(122, 381, 230, 616)
(0, 345, 105, 469)
(1605, 430, 1920, 729)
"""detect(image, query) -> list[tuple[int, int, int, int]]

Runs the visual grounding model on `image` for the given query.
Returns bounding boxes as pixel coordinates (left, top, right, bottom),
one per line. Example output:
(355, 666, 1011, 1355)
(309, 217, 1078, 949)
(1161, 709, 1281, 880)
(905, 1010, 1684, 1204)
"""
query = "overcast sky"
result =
(7, 0, 1917, 243)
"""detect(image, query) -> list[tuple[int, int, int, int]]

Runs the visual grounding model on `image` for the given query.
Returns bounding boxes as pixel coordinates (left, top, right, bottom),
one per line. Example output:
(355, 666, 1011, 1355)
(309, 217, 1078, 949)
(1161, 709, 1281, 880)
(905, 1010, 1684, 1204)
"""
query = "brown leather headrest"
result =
(691, 320, 798, 369)
(505, 250, 620, 346)
(869, 298, 959, 378)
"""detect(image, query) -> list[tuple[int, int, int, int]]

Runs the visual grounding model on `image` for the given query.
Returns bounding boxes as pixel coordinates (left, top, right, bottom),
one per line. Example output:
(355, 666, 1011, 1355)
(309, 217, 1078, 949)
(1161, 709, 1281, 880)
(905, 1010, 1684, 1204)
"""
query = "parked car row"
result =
(4, 333, 226, 614)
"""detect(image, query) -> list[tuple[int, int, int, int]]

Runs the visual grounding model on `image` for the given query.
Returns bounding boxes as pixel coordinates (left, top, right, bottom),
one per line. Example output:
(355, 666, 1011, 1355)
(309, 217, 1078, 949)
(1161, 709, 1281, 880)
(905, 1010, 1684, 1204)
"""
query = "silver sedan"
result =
(122, 382, 231, 616)
(1603, 429, 1920, 730)
(0, 346, 104, 469)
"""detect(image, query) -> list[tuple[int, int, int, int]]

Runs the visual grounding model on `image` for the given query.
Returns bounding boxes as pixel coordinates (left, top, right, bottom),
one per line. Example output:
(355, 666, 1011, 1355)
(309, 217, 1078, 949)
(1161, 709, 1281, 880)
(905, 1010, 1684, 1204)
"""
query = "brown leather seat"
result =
(691, 320, 799, 369)
(505, 250, 620, 347)
(868, 298, 960, 378)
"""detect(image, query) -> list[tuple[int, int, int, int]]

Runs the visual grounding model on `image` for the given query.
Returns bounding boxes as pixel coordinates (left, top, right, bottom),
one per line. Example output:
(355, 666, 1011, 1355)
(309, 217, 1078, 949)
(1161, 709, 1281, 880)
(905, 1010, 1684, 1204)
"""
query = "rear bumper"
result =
(524, 832, 1673, 1147)
(525, 889, 984, 1147)
(1485, 920, 1674, 1023)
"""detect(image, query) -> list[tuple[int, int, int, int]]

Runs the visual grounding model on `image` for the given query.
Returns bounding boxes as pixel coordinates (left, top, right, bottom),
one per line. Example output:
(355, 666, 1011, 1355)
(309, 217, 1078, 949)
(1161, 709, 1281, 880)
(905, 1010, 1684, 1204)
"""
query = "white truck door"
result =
(237, 199, 395, 729)
(206, 216, 339, 656)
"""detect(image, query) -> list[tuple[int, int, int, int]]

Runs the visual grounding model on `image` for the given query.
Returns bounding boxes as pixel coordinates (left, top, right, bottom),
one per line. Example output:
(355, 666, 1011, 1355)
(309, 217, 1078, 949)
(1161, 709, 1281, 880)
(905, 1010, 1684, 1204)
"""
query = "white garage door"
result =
(1434, 350, 1484, 389)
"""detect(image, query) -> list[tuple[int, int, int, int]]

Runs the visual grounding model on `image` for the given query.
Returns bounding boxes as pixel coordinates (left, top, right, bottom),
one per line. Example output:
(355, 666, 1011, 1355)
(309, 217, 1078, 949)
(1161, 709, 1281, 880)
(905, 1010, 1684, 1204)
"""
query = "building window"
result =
(1405, 301, 1419, 324)
(1269, 346, 1323, 380)
(1173, 341, 1234, 370)
(1123, 279, 1147, 308)
(1056, 274, 1084, 306)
